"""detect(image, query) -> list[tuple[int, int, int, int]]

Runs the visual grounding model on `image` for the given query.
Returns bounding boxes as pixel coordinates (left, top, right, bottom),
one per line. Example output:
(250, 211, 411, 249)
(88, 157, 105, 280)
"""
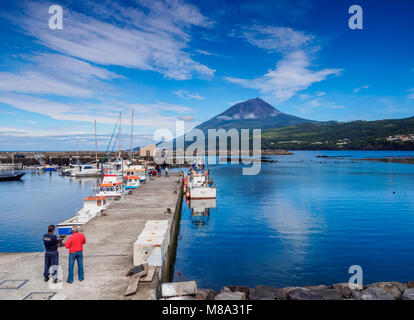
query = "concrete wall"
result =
(157, 172, 184, 298)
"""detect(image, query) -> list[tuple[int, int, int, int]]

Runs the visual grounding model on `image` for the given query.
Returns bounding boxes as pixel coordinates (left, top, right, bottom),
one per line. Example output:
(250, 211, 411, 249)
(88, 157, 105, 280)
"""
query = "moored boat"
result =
(93, 174, 124, 201)
(69, 163, 102, 177)
(0, 172, 25, 181)
(125, 166, 147, 182)
(57, 196, 108, 236)
(125, 175, 141, 189)
(189, 186, 216, 199)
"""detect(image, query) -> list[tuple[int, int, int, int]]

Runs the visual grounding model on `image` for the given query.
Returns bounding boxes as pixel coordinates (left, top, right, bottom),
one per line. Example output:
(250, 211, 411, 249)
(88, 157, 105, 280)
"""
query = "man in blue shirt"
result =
(43, 225, 60, 282)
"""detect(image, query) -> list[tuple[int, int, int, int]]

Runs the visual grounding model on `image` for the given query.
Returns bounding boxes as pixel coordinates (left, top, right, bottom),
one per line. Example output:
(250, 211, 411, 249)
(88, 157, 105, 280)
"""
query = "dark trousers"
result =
(44, 251, 59, 279)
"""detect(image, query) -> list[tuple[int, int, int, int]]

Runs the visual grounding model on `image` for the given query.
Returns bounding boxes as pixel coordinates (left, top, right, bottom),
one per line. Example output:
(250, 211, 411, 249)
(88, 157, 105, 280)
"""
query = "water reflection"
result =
(189, 199, 216, 228)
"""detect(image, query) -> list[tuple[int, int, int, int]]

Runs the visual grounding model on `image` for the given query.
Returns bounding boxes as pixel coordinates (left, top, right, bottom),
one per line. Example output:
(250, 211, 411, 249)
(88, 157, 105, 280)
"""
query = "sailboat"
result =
(0, 154, 23, 171)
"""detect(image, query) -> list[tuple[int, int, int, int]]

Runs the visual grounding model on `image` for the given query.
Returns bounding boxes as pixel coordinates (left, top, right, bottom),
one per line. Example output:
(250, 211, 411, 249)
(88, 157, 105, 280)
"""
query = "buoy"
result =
(186, 190, 190, 198)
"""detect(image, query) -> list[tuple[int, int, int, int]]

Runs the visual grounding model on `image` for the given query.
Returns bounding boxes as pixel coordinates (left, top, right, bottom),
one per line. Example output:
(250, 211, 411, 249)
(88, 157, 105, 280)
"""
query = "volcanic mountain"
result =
(195, 98, 315, 131)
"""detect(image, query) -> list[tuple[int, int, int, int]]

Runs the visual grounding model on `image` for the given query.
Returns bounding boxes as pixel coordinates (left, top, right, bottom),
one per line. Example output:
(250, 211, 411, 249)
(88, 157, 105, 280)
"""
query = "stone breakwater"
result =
(163, 281, 414, 300)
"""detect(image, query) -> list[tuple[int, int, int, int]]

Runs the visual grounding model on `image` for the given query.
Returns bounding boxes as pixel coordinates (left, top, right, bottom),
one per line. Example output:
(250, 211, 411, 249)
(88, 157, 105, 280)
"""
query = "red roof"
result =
(83, 196, 106, 201)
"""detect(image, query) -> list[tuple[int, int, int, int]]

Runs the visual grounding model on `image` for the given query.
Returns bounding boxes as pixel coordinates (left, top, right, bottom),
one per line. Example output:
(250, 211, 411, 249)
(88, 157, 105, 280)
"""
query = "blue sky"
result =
(0, 0, 413, 150)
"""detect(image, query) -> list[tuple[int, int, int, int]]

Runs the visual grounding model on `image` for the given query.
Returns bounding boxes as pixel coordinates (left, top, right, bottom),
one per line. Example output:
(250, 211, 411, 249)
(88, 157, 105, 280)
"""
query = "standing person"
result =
(165, 166, 169, 177)
(43, 225, 60, 282)
(64, 226, 86, 283)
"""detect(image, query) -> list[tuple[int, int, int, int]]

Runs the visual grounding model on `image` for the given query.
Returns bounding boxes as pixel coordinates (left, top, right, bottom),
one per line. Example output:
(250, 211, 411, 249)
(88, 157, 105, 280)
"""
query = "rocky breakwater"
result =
(160, 281, 414, 300)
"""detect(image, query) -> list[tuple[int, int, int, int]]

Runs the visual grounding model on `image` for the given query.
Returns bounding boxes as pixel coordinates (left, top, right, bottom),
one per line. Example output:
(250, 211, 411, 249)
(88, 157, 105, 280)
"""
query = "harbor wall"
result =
(157, 172, 184, 298)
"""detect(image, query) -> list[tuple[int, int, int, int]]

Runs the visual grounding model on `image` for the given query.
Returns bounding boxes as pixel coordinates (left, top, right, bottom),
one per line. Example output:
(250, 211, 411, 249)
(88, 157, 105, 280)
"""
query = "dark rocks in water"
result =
(199, 281, 414, 300)
(287, 287, 343, 300)
(195, 289, 217, 300)
(249, 285, 286, 300)
(352, 287, 394, 300)
(367, 282, 407, 299)
(214, 291, 246, 300)
(287, 288, 323, 300)
(222, 286, 250, 299)
(402, 288, 414, 300)
(332, 283, 360, 299)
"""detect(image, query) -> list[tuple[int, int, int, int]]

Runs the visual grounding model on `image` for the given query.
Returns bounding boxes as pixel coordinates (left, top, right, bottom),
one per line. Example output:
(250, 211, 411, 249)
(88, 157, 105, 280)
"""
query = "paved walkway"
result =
(0, 173, 181, 300)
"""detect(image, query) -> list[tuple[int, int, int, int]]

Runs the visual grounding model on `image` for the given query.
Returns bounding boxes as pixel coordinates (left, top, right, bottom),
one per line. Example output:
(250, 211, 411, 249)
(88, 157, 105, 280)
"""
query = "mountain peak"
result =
(217, 98, 281, 120)
(195, 97, 314, 131)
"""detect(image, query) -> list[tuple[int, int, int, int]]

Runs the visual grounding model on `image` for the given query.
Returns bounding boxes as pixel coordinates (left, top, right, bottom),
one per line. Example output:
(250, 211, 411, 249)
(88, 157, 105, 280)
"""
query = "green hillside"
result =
(261, 117, 414, 150)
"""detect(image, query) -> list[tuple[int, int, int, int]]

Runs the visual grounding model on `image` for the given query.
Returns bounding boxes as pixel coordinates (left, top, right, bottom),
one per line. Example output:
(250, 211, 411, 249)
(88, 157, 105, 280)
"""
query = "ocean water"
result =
(173, 151, 414, 289)
(0, 171, 99, 252)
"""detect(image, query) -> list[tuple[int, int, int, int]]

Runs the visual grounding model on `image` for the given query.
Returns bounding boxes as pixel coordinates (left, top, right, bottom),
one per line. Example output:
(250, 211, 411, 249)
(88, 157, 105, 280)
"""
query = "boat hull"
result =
(189, 187, 216, 199)
(0, 173, 25, 181)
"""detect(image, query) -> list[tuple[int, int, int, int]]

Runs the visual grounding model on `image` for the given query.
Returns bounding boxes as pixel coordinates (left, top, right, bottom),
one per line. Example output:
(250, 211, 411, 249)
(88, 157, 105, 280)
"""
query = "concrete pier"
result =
(0, 172, 183, 300)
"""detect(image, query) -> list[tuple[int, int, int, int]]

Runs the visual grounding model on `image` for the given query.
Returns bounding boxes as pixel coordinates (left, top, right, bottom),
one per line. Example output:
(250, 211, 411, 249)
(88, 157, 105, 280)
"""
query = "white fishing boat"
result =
(125, 166, 147, 182)
(188, 173, 207, 188)
(94, 174, 124, 201)
(186, 169, 216, 199)
(69, 163, 102, 177)
(125, 175, 141, 189)
(57, 196, 108, 236)
(103, 158, 130, 175)
(189, 186, 216, 199)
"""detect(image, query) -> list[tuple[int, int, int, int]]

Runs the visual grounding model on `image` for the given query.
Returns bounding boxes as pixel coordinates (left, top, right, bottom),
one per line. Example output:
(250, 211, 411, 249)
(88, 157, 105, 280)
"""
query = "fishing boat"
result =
(0, 172, 25, 181)
(189, 186, 216, 199)
(43, 165, 61, 172)
(125, 166, 147, 182)
(186, 169, 216, 199)
(93, 174, 124, 201)
(125, 175, 141, 189)
(69, 163, 102, 177)
(57, 196, 108, 236)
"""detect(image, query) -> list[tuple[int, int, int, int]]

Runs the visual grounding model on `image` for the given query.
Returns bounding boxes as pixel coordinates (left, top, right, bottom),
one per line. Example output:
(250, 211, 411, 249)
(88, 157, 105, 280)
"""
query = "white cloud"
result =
(174, 89, 205, 100)
(408, 88, 414, 99)
(32, 54, 123, 81)
(242, 25, 314, 53)
(9, 0, 215, 80)
(226, 25, 341, 102)
(195, 49, 214, 56)
(0, 71, 93, 97)
(0, 94, 195, 130)
(354, 85, 370, 93)
(298, 97, 344, 114)
(226, 50, 342, 102)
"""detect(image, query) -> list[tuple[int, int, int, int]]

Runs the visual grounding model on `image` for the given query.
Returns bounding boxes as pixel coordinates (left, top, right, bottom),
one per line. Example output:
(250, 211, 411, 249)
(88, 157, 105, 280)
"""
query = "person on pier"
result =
(43, 225, 61, 282)
(64, 226, 86, 283)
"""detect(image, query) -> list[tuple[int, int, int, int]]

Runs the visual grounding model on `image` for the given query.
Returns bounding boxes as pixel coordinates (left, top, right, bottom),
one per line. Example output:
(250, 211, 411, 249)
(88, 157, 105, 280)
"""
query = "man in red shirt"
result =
(64, 226, 86, 283)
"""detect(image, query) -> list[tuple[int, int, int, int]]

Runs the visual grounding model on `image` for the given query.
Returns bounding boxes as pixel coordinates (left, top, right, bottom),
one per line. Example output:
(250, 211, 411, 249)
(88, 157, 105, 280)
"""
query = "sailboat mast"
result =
(119, 112, 122, 158)
(94, 120, 98, 165)
(130, 109, 134, 161)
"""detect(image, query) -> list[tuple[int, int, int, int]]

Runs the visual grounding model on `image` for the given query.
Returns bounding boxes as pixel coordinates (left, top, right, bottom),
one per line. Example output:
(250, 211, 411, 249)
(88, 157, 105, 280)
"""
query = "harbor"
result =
(0, 171, 183, 300)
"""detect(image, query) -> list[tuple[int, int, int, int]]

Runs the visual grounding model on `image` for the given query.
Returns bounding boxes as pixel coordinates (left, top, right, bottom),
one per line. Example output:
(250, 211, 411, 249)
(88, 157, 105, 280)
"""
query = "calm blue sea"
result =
(173, 151, 414, 289)
(2, 151, 414, 288)
(0, 171, 99, 252)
